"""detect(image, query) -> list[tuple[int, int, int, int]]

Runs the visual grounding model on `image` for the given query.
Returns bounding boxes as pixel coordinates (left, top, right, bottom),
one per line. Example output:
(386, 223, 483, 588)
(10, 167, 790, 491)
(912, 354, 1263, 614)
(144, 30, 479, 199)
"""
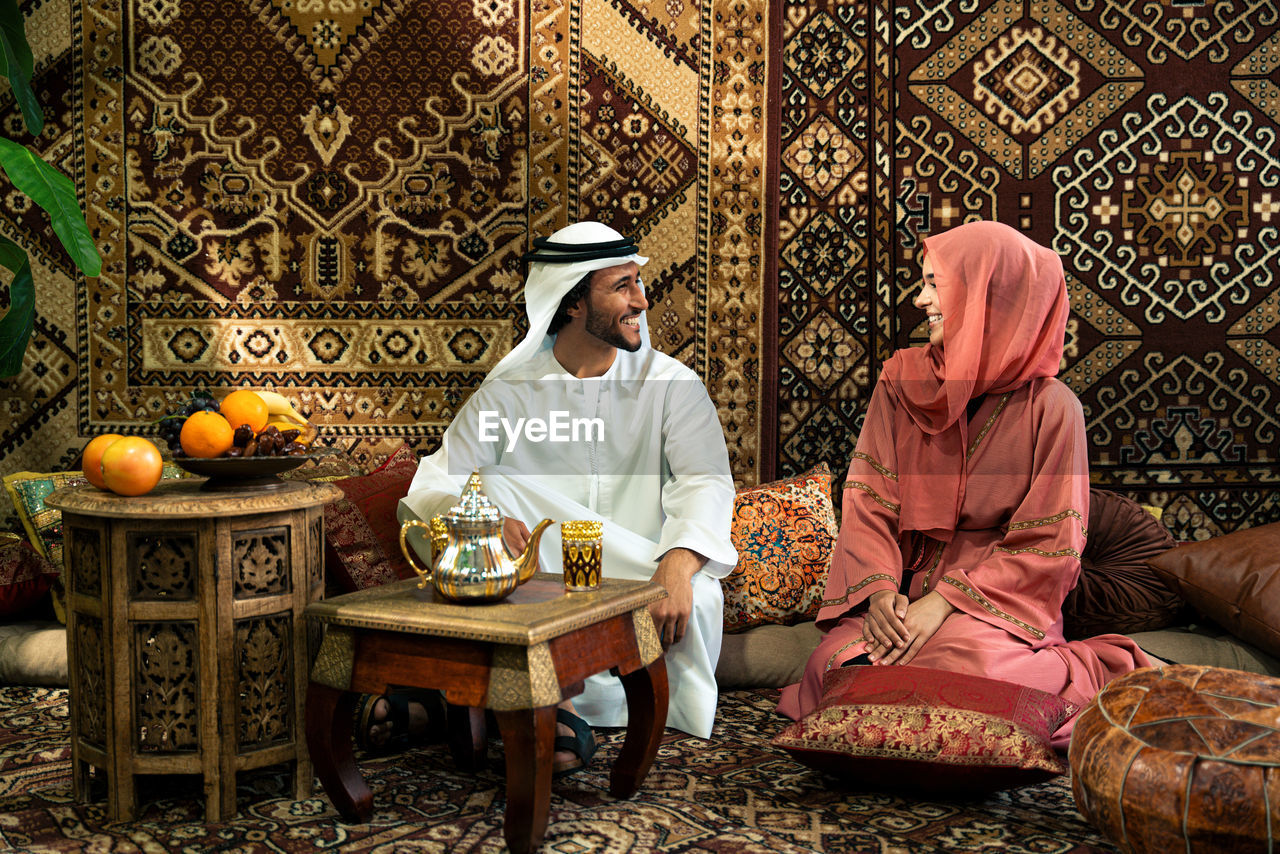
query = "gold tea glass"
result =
(561, 520, 603, 592)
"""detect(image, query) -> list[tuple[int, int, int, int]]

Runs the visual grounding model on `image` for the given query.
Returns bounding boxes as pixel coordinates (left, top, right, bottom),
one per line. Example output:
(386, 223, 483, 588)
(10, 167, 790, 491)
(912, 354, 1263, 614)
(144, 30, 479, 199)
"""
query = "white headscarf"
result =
(487, 221, 649, 382)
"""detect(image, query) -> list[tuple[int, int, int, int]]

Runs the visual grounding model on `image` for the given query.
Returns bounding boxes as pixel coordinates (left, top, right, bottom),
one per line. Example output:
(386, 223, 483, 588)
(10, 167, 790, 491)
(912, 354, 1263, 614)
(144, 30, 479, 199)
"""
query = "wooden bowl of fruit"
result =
(159, 390, 326, 490)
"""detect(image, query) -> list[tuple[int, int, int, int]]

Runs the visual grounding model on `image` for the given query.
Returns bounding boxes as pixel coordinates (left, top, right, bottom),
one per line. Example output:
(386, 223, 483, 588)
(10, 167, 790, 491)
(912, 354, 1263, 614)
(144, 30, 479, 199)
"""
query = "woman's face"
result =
(913, 254, 943, 347)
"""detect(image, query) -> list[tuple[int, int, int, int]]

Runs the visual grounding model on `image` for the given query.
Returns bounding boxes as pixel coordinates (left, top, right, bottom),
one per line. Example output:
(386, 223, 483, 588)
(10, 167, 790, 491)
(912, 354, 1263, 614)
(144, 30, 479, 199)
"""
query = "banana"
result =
(256, 390, 310, 426)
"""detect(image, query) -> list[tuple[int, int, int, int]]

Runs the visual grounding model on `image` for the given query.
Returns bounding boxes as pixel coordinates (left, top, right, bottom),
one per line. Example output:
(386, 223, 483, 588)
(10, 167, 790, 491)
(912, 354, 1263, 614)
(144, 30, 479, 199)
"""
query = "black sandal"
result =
(552, 708, 597, 779)
(354, 688, 445, 755)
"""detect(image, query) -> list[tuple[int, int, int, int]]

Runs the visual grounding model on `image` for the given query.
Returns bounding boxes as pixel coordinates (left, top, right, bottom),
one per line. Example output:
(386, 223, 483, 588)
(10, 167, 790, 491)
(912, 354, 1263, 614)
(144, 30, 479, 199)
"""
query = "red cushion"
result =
(0, 535, 61, 618)
(772, 665, 1071, 794)
(322, 445, 419, 592)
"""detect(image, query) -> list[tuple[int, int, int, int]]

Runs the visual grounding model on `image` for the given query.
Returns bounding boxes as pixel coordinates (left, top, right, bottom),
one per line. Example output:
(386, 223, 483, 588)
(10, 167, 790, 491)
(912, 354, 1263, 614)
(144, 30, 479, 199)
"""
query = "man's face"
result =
(580, 261, 647, 352)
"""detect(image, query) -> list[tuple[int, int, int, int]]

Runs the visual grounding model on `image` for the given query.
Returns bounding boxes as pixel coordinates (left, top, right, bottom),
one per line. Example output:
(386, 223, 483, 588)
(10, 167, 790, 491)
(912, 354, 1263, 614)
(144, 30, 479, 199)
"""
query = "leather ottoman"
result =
(1069, 665, 1280, 853)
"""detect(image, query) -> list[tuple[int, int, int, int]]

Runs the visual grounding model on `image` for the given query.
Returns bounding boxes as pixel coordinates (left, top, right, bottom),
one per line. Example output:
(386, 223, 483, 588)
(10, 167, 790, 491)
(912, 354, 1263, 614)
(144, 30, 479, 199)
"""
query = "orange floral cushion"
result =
(721, 465, 836, 633)
(323, 445, 419, 593)
(773, 665, 1071, 794)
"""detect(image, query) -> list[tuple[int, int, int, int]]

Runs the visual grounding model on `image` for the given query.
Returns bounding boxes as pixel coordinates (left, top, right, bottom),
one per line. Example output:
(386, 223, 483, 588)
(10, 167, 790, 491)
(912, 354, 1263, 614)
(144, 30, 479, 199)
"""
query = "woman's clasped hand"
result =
(862, 590, 955, 666)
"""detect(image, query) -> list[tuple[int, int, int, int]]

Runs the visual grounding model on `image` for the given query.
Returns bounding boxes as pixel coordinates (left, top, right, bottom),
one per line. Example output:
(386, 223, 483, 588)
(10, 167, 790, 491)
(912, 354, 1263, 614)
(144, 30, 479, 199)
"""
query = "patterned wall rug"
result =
(0, 685, 1116, 852)
(62, 0, 768, 478)
(773, 0, 1280, 538)
(0, 0, 772, 517)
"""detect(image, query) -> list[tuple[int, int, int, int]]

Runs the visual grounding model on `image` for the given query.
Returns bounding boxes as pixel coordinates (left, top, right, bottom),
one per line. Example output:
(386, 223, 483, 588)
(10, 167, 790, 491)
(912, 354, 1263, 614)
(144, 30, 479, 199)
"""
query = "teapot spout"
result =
(513, 518, 554, 583)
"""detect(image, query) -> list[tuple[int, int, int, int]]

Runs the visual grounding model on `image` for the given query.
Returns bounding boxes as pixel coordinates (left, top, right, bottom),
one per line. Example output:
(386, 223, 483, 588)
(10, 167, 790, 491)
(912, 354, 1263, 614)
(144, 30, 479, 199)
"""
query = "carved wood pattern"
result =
(128, 532, 197, 600)
(134, 622, 199, 753)
(74, 617, 106, 748)
(50, 482, 331, 821)
(68, 526, 101, 600)
(233, 528, 290, 598)
(307, 515, 325, 662)
(47, 479, 341, 517)
(235, 614, 292, 749)
(309, 515, 323, 590)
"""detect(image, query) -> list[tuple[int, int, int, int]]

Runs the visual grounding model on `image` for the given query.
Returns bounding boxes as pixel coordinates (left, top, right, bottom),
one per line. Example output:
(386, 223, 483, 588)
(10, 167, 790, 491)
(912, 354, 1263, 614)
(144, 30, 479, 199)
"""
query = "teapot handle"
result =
(399, 519, 437, 589)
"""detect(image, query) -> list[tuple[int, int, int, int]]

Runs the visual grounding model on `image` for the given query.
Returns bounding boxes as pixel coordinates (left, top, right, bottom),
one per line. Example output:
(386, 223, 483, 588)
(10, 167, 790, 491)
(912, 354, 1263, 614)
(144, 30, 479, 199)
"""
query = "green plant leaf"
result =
(0, 137, 101, 276)
(0, 0, 41, 135)
(0, 234, 34, 377)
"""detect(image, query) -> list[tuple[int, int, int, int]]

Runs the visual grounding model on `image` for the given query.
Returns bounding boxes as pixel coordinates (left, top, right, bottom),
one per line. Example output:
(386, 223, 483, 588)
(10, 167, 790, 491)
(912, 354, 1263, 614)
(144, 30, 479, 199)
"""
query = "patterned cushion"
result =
(322, 444, 419, 593)
(773, 665, 1071, 794)
(3, 466, 187, 567)
(280, 452, 366, 483)
(0, 534, 61, 618)
(721, 465, 836, 633)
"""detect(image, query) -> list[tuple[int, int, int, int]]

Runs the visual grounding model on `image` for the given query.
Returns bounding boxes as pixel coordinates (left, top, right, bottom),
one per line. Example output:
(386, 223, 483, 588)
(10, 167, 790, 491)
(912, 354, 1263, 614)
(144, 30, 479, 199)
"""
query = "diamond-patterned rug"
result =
(772, 0, 1280, 536)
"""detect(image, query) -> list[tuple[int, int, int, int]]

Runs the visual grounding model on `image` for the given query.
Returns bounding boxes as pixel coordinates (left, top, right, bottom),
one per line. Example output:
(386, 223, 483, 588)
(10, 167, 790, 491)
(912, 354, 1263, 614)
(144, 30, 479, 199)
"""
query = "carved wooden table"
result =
(305, 574, 668, 854)
(46, 478, 341, 821)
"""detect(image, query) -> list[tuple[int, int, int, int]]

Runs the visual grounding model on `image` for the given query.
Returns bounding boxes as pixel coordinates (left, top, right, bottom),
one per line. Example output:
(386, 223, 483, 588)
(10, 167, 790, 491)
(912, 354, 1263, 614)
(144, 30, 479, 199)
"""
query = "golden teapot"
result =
(399, 472, 552, 603)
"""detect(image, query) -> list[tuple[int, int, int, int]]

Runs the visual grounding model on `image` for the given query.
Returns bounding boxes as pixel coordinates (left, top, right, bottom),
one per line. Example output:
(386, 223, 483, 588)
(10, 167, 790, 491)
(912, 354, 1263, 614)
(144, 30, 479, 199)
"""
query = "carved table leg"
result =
(611, 657, 669, 799)
(72, 756, 91, 804)
(306, 682, 371, 822)
(107, 768, 137, 823)
(448, 703, 488, 772)
(494, 706, 556, 854)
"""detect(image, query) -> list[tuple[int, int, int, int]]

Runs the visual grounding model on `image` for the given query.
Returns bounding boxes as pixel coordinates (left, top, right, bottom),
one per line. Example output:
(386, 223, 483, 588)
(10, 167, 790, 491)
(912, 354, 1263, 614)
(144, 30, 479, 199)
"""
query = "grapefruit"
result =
(100, 437, 164, 496)
(82, 433, 125, 489)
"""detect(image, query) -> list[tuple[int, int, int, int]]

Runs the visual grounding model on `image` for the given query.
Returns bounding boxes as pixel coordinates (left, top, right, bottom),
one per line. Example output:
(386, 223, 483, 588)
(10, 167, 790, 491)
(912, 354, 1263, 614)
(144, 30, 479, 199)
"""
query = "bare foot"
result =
(364, 695, 433, 749)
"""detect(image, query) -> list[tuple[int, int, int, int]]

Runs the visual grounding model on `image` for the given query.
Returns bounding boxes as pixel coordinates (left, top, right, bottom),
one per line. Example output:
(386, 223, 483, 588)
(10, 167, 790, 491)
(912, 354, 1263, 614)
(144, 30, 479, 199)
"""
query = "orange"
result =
(180, 411, 235, 458)
(100, 437, 164, 496)
(220, 389, 269, 434)
(82, 433, 124, 489)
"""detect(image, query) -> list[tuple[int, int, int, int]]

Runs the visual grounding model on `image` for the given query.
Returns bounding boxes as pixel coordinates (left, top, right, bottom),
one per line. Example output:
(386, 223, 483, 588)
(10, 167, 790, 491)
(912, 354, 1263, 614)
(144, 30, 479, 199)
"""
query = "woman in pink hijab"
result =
(777, 221, 1153, 748)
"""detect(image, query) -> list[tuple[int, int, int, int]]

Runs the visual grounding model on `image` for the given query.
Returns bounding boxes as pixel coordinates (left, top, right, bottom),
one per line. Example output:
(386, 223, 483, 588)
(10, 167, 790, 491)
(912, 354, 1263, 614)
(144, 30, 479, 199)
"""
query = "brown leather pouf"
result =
(1070, 665, 1280, 853)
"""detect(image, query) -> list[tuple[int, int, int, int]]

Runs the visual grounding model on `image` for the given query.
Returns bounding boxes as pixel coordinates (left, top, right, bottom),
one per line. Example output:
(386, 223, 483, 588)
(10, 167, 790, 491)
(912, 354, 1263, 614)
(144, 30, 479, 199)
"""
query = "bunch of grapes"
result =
(156, 393, 220, 453)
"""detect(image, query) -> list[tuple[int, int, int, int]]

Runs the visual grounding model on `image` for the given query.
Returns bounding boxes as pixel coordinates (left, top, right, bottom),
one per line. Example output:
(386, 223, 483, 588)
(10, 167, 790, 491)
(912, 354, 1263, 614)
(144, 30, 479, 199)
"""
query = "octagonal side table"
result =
(47, 478, 341, 821)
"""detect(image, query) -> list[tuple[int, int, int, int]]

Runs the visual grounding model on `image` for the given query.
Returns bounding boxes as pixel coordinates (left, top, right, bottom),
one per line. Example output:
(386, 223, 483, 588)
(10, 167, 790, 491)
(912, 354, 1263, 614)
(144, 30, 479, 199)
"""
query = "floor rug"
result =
(0, 685, 1116, 852)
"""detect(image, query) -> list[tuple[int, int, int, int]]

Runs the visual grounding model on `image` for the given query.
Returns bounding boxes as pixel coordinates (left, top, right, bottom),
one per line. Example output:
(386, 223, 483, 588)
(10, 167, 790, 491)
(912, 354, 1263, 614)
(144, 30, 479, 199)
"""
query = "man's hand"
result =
(863, 589, 910, 652)
(502, 517, 533, 561)
(866, 590, 955, 666)
(649, 548, 706, 647)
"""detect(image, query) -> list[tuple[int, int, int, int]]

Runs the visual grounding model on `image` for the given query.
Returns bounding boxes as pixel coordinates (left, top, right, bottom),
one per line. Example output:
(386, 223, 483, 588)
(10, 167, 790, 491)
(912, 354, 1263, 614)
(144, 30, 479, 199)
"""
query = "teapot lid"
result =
(446, 471, 501, 523)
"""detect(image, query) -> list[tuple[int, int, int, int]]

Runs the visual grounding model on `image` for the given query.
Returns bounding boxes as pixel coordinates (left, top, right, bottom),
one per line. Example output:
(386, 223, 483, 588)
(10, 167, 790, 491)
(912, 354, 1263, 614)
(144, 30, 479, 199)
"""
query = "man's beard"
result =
(584, 300, 642, 352)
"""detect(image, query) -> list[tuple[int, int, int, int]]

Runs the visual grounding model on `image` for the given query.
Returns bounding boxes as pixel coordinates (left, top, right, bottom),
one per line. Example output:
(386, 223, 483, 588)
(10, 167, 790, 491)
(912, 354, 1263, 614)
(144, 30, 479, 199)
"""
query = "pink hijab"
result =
(880, 221, 1069, 541)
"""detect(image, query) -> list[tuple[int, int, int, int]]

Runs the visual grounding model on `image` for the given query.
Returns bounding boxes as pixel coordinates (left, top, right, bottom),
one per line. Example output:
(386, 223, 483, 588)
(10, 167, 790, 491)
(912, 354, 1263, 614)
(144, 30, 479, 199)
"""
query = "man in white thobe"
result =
(398, 222, 736, 751)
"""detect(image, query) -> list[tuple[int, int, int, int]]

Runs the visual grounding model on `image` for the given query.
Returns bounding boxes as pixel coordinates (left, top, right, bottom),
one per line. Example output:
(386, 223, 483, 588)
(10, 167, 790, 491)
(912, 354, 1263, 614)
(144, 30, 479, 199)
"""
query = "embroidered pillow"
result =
(773, 665, 1071, 794)
(4, 465, 187, 568)
(280, 452, 366, 483)
(721, 465, 837, 633)
(323, 444, 419, 593)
